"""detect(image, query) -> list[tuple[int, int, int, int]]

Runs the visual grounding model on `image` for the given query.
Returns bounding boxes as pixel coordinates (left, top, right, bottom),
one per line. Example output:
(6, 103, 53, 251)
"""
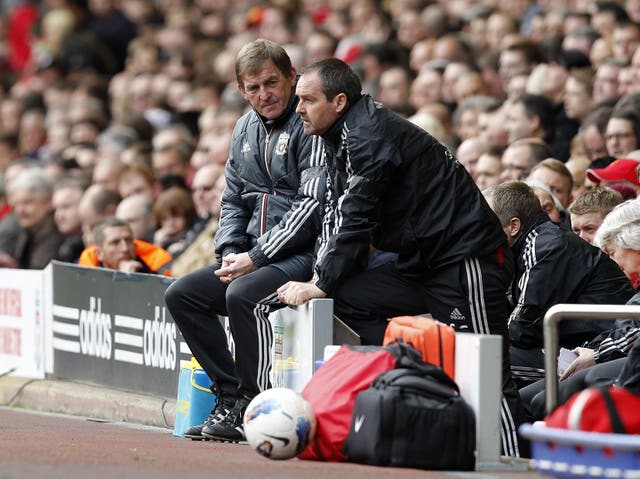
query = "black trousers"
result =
(510, 346, 546, 389)
(331, 250, 526, 457)
(520, 358, 627, 422)
(164, 264, 306, 400)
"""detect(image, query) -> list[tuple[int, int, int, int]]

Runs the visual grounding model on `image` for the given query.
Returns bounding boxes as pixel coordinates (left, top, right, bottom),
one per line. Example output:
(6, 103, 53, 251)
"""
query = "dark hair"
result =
(153, 186, 197, 226)
(0, 134, 18, 148)
(582, 105, 613, 135)
(514, 94, 554, 135)
(88, 185, 121, 215)
(302, 58, 362, 104)
(503, 40, 545, 66)
(614, 92, 640, 115)
(509, 138, 552, 170)
(484, 181, 542, 227)
(93, 216, 131, 246)
(155, 141, 193, 164)
(595, 1, 630, 22)
(608, 109, 640, 146)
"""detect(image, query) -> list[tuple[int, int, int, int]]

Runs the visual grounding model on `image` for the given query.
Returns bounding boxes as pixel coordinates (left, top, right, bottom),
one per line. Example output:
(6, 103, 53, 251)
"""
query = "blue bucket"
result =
(173, 357, 217, 437)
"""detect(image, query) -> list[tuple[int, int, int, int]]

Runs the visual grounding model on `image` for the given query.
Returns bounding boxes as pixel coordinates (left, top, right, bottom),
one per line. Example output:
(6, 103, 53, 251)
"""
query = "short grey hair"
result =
(10, 167, 53, 200)
(594, 199, 640, 251)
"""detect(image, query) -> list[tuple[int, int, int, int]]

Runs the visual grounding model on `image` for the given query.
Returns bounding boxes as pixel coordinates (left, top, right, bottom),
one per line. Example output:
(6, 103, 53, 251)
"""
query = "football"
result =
(243, 387, 316, 460)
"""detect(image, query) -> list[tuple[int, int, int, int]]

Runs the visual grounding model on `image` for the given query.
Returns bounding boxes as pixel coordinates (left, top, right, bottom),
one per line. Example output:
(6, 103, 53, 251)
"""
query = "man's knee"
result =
(225, 275, 260, 307)
(530, 391, 546, 422)
(164, 276, 187, 310)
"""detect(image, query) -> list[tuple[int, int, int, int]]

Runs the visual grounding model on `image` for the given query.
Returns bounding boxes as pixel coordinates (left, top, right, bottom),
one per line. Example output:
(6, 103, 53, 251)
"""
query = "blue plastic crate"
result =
(520, 423, 640, 479)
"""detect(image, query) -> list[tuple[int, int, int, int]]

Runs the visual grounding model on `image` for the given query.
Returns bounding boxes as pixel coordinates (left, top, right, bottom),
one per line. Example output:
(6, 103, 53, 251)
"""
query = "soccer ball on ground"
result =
(243, 387, 316, 460)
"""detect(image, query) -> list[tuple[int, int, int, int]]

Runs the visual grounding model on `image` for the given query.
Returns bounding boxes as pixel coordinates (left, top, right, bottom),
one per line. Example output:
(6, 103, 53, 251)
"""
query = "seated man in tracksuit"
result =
(520, 197, 640, 421)
(78, 216, 172, 276)
(483, 181, 635, 388)
(164, 39, 324, 443)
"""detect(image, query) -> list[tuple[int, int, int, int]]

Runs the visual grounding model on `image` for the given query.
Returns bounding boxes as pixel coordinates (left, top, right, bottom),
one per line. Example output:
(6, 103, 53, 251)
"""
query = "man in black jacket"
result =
(483, 181, 635, 388)
(279, 58, 524, 457)
(164, 39, 324, 443)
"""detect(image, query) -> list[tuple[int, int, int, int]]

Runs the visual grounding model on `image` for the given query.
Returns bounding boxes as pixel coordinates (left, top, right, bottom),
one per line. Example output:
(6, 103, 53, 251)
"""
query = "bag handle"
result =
(374, 367, 459, 398)
(598, 387, 626, 434)
(392, 340, 460, 393)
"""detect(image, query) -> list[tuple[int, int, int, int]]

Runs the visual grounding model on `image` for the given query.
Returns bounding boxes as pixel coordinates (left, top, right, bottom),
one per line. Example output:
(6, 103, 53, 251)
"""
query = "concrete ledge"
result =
(0, 376, 176, 429)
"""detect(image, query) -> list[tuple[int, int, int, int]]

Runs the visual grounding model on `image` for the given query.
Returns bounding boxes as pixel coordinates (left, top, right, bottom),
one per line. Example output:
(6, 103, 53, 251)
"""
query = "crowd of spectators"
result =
(0, 0, 640, 274)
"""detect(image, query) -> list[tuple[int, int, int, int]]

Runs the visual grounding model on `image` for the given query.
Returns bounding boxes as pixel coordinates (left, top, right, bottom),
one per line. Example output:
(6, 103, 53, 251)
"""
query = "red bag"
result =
(383, 316, 455, 380)
(299, 342, 423, 462)
(545, 385, 640, 434)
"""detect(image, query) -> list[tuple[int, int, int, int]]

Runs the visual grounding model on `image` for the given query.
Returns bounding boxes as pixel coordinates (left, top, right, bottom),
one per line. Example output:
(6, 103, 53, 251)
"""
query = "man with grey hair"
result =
(0, 167, 65, 269)
(164, 39, 324, 443)
(96, 124, 139, 163)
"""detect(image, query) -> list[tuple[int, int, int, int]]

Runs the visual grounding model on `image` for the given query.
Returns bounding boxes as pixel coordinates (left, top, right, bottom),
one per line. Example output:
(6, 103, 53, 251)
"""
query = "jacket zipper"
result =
(261, 126, 275, 235)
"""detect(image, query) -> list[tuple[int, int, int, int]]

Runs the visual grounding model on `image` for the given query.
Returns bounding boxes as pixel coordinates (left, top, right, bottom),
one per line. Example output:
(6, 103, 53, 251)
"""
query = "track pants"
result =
(164, 264, 306, 400)
(331, 249, 526, 458)
(520, 357, 626, 422)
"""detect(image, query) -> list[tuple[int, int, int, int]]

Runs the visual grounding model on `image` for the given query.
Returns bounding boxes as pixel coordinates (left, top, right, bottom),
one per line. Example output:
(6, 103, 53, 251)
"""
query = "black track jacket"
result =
(509, 212, 636, 349)
(313, 94, 508, 295)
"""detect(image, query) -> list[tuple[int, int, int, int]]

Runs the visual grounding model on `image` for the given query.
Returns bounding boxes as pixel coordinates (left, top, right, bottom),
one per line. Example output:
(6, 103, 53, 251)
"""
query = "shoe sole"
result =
(184, 434, 210, 441)
(201, 432, 247, 444)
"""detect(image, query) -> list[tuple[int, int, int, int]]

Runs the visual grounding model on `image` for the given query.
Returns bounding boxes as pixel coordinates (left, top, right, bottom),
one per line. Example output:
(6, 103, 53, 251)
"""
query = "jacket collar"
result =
(512, 211, 551, 253)
(321, 93, 366, 146)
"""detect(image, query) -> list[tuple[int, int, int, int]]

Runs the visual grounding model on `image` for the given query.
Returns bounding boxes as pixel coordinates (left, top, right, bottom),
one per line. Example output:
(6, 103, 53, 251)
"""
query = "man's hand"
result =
(559, 347, 596, 381)
(215, 252, 257, 284)
(118, 259, 144, 273)
(0, 252, 18, 268)
(277, 281, 326, 305)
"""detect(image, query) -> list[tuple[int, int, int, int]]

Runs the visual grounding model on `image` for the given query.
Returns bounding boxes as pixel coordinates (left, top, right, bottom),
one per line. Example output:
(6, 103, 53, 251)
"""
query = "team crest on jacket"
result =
(275, 132, 290, 155)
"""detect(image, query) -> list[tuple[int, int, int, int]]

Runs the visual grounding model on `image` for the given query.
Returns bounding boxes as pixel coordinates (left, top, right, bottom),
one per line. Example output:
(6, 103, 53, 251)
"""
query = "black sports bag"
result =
(342, 364, 476, 470)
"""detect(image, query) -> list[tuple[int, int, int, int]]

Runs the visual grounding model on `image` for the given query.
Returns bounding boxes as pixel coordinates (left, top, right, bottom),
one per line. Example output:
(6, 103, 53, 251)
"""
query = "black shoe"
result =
(184, 398, 235, 441)
(201, 396, 251, 443)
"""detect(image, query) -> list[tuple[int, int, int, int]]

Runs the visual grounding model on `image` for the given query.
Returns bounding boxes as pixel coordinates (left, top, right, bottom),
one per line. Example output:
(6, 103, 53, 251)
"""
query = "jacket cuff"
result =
(248, 246, 269, 267)
(314, 277, 333, 297)
(220, 246, 242, 261)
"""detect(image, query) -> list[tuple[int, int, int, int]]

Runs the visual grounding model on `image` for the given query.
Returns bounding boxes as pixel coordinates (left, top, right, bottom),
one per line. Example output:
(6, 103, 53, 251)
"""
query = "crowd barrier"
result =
(1, 261, 337, 397)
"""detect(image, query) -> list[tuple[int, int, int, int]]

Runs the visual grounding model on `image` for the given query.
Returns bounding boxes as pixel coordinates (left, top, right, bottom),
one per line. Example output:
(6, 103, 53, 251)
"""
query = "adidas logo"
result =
(449, 308, 465, 322)
(241, 142, 251, 153)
